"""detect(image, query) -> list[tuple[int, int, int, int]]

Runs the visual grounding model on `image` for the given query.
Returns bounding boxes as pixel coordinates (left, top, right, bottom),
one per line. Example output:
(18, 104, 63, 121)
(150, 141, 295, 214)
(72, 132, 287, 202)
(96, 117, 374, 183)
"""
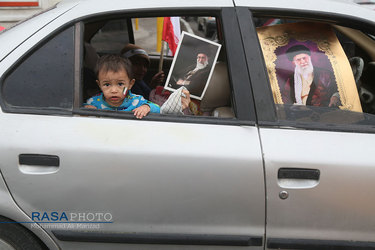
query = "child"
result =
(84, 54, 160, 119)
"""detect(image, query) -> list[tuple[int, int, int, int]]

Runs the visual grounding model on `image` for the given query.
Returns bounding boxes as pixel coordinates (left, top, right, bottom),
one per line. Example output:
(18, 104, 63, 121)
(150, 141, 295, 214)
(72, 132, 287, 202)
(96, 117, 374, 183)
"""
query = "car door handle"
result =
(278, 168, 320, 180)
(19, 154, 59, 174)
(278, 168, 320, 189)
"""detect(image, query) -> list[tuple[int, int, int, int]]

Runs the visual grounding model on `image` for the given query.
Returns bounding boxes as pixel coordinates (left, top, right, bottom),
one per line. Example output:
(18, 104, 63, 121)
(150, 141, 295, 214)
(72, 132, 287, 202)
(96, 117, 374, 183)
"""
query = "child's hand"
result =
(133, 105, 151, 119)
(84, 105, 97, 109)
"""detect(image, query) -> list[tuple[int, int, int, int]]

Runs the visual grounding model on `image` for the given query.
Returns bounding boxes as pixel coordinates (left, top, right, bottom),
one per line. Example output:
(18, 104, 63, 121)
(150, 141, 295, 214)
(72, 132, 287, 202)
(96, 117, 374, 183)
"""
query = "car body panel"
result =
(0, 171, 59, 249)
(0, 111, 265, 248)
(260, 128, 375, 246)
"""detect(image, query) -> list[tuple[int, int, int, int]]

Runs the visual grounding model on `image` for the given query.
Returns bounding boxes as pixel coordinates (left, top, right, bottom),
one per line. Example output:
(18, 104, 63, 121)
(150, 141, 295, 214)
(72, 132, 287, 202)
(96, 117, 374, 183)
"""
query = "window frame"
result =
(74, 7, 257, 126)
(239, 7, 375, 133)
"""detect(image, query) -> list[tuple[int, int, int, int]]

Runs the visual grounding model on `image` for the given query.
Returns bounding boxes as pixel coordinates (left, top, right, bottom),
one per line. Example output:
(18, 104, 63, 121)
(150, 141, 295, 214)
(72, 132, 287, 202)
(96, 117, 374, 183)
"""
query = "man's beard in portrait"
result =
(195, 60, 208, 70)
(293, 58, 314, 105)
(295, 60, 314, 80)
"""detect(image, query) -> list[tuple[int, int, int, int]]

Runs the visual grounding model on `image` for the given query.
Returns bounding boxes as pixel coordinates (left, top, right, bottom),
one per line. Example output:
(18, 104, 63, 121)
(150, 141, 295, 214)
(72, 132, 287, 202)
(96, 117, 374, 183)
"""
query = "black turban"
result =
(286, 44, 311, 61)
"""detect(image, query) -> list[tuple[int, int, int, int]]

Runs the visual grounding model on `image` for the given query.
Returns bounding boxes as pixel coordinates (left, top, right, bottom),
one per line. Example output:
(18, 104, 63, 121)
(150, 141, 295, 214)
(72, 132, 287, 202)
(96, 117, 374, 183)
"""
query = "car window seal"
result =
(73, 108, 254, 126)
(258, 120, 375, 134)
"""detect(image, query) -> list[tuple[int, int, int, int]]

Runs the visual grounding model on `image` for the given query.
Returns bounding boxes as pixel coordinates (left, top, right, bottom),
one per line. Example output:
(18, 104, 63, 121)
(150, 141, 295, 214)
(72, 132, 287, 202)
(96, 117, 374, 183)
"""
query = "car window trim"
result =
(267, 237, 375, 249)
(221, 7, 256, 122)
(259, 119, 375, 134)
(74, 22, 83, 109)
(236, 7, 276, 123)
(74, 108, 254, 126)
(52, 230, 263, 246)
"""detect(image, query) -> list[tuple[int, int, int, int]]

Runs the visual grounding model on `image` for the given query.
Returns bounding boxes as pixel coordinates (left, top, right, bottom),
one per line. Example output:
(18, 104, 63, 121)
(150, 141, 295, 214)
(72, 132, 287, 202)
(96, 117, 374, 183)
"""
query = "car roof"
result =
(234, 0, 375, 22)
(1, 0, 375, 62)
(63, 0, 234, 12)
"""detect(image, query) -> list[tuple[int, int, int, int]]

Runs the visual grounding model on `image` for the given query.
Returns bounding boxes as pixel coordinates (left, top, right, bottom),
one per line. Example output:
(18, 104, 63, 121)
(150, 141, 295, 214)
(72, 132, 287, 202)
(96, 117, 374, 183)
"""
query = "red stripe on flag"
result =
(162, 17, 178, 56)
(0, 2, 39, 7)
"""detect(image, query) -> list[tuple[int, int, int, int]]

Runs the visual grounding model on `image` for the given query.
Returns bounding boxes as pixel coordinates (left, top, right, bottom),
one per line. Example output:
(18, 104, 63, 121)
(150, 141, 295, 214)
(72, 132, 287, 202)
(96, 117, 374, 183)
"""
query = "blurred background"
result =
(0, 0, 61, 29)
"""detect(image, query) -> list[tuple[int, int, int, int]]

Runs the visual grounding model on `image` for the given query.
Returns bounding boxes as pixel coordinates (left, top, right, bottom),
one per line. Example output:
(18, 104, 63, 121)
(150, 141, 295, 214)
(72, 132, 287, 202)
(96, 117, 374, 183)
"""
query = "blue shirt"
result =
(85, 91, 160, 113)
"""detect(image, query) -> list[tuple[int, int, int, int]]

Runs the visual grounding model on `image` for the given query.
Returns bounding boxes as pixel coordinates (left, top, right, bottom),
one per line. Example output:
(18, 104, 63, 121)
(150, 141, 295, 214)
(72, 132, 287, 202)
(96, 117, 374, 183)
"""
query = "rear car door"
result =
(237, 4, 375, 249)
(0, 3, 266, 249)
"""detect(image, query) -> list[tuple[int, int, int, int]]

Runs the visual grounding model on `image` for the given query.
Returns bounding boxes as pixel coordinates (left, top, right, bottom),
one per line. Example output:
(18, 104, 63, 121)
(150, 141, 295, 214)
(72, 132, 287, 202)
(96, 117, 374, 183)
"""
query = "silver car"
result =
(1, 0, 375, 249)
(353, 0, 375, 10)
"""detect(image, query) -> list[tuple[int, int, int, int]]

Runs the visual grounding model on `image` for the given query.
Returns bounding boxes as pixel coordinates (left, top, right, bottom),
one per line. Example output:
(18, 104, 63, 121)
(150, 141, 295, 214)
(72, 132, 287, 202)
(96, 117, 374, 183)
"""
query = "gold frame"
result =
(257, 22, 362, 112)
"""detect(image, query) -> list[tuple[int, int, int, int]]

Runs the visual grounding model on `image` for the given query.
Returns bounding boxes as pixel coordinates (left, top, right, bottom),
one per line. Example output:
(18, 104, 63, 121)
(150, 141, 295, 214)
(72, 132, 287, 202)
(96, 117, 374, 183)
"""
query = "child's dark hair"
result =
(95, 54, 133, 79)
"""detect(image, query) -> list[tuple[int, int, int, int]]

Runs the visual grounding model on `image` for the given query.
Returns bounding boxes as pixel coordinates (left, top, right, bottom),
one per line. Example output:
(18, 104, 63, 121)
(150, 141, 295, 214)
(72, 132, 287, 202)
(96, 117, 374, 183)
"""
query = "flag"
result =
(0, 1, 39, 7)
(162, 17, 181, 56)
(262, 18, 282, 26)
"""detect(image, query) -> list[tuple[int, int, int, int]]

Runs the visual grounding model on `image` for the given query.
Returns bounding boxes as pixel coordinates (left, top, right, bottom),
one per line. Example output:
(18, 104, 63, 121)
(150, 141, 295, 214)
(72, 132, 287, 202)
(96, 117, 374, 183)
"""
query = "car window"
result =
(1, 26, 74, 111)
(254, 17, 375, 127)
(81, 14, 235, 120)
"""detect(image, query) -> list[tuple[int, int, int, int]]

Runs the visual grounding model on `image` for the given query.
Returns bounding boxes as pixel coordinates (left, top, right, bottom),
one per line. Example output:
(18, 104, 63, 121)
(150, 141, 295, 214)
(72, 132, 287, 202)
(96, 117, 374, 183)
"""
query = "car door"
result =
(237, 4, 375, 249)
(0, 5, 266, 250)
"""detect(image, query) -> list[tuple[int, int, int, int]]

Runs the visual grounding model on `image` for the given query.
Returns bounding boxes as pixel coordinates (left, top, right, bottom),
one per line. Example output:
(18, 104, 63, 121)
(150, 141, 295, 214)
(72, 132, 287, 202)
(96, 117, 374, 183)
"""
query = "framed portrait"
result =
(164, 31, 221, 100)
(257, 22, 362, 112)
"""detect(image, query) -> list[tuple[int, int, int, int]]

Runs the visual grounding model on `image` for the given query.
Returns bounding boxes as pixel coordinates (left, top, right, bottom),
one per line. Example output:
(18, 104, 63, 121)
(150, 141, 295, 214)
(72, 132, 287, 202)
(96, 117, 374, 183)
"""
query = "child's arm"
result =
(137, 97, 160, 114)
(143, 101, 160, 113)
(83, 97, 99, 109)
(132, 97, 160, 119)
(84, 105, 97, 109)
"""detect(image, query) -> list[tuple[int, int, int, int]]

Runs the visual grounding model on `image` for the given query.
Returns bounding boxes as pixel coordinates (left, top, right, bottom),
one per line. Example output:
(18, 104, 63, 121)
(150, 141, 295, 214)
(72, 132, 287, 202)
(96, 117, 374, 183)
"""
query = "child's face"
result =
(97, 69, 135, 107)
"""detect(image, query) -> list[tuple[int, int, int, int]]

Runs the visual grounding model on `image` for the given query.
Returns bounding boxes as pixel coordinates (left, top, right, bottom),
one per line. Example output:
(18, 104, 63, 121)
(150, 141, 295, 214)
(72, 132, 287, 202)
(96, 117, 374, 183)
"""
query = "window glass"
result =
(82, 15, 233, 119)
(254, 17, 375, 126)
(2, 26, 74, 110)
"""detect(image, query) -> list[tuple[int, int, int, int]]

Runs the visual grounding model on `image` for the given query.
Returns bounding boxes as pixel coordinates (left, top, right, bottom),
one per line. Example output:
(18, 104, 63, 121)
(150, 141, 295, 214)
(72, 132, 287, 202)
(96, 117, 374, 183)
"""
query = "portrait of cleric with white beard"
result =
(172, 52, 210, 97)
(165, 32, 221, 100)
(280, 44, 340, 107)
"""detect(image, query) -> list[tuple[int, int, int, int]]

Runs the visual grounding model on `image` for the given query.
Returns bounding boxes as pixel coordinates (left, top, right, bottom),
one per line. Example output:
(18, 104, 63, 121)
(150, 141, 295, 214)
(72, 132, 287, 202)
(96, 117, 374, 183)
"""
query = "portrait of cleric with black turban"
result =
(275, 42, 340, 107)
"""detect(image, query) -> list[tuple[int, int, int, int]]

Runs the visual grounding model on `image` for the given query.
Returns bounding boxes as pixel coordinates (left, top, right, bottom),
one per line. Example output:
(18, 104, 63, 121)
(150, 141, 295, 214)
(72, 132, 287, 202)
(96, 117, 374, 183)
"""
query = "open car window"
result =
(81, 15, 235, 120)
(254, 17, 375, 127)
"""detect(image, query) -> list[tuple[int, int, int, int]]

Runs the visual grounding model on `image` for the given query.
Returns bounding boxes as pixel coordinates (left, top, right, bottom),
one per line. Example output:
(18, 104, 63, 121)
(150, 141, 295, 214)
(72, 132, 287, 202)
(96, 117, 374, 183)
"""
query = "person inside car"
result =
(121, 43, 194, 115)
(121, 43, 165, 100)
(84, 54, 160, 119)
